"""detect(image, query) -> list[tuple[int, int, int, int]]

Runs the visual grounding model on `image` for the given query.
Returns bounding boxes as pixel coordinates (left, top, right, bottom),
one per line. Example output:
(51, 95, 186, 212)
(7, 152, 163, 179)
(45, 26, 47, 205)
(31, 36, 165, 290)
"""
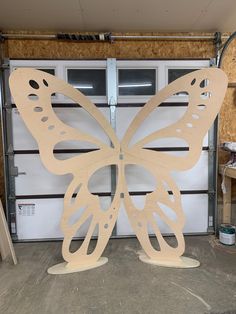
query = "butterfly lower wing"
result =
(61, 165, 122, 267)
(122, 156, 185, 261)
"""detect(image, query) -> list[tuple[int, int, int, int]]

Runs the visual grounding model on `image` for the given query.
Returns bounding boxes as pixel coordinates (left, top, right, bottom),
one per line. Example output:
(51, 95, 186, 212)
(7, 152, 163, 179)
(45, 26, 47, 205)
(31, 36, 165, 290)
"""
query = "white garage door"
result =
(8, 59, 213, 240)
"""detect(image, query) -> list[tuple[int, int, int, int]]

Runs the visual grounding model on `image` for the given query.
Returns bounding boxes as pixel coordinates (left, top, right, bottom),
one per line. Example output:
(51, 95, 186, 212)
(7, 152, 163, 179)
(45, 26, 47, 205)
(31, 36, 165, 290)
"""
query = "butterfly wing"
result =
(9, 68, 121, 267)
(122, 161, 185, 260)
(121, 68, 228, 261)
(122, 68, 227, 170)
(9, 68, 119, 174)
(61, 164, 122, 267)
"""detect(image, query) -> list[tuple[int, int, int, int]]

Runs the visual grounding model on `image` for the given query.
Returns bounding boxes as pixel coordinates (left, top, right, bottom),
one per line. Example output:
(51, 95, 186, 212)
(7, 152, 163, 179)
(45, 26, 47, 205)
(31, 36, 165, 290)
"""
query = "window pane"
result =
(168, 68, 198, 84)
(67, 69, 106, 96)
(38, 69, 55, 76)
(168, 68, 205, 95)
(119, 69, 156, 96)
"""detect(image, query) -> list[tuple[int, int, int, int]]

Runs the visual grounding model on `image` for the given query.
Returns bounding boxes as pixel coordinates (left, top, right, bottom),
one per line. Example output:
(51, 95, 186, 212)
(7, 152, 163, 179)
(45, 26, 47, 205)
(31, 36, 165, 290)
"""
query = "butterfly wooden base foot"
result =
(139, 253, 200, 268)
(47, 257, 108, 275)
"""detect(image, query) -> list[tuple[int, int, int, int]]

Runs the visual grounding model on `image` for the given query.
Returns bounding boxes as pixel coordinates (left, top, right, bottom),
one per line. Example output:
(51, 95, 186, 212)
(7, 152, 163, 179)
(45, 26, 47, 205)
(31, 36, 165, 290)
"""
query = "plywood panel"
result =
(218, 39, 236, 206)
(9, 67, 226, 272)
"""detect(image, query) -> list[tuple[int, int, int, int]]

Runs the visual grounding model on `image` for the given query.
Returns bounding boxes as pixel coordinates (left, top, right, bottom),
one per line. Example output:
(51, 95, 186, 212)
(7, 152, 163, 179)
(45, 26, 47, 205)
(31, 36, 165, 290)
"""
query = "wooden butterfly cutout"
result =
(9, 68, 227, 273)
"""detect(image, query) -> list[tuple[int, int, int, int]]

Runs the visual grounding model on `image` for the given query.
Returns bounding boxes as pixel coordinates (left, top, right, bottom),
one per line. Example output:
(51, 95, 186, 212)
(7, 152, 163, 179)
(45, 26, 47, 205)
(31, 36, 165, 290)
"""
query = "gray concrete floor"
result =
(0, 236, 236, 314)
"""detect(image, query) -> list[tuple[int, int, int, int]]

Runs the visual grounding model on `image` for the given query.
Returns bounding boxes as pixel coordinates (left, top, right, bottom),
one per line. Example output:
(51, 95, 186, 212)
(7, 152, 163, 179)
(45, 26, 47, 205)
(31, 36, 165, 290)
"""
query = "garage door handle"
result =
(18, 172, 26, 175)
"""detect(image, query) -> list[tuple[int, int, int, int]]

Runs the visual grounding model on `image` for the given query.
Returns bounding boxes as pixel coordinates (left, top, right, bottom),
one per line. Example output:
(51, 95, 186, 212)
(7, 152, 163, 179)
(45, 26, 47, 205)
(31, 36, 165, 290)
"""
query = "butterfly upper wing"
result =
(9, 68, 120, 175)
(9, 68, 121, 267)
(122, 68, 228, 171)
(121, 68, 228, 262)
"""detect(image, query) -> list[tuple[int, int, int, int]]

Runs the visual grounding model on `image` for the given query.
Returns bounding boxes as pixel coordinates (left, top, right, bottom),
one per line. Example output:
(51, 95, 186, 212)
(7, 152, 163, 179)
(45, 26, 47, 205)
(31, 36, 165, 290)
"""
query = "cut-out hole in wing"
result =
(200, 91, 211, 99)
(157, 202, 177, 222)
(29, 79, 39, 89)
(54, 152, 82, 161)
(143, 137, 188, 149)
(54, 140, 100, 151)
(98, 197, 112, 212)
(124, 106, 188, 148)
(147, 223, 161, 251)
(70, 183, 82, 205)
(68, 206, 87, 226)
(87, 229, 100, 255)
(28, 94, 39, 100)
(69, 215, 97, 253)
(88, 165, 112, 195)
(152, 212, 173, 235)
(172, 91, 188, 96)
(53, 95, 111, 146)
(124, 164, 157, 193)
(129, 195, 147, 211)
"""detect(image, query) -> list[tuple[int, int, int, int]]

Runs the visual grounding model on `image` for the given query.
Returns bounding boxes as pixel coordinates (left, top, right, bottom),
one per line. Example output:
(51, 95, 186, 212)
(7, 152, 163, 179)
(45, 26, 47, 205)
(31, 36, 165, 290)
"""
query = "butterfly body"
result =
(9, 67, 227, 270)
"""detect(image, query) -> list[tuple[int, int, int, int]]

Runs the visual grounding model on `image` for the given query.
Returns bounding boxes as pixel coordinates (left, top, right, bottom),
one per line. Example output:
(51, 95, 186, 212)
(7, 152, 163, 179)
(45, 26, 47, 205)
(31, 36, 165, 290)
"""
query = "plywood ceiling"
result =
(0, 0, 236, 32)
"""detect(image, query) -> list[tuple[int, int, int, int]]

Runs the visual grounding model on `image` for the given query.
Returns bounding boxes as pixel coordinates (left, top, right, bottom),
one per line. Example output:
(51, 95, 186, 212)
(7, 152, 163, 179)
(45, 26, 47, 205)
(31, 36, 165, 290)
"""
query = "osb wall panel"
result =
(219, 88, 236, 145)
(1, 32, 236, 207)
(7, 39, 214, 59)
(218, 39, 236, 202)
(219, 39, 236, 146)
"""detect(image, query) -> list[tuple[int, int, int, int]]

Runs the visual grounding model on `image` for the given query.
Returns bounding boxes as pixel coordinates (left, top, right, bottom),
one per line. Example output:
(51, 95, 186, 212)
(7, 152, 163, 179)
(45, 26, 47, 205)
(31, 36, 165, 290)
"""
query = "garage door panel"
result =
(12, 107, 111, 150)
(10, 60, 211, 240)
(15, 151, 207, 196)
(16, 197, 110, 240)
(117, 194, 208, 236)
(116, 107, 208, 147)
(15, 154, 111, 195)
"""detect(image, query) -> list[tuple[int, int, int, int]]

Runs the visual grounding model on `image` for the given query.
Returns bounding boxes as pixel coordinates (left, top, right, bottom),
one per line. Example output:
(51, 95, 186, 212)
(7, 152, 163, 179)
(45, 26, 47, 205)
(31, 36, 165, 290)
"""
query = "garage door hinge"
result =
(6, 144, 14, 155)
(0, 62, 9, 70)
(207, 226, 214, 233)
(208, 190, 216, 199)
(210, 58, 217, 67)
(109, 97, 117, 106)
(8, 195, 16, 200)
(11, 234, 18, 241)
(3, 101, 12, 109)
(208, 144, 216, 152)
(10, 166, 19, 177)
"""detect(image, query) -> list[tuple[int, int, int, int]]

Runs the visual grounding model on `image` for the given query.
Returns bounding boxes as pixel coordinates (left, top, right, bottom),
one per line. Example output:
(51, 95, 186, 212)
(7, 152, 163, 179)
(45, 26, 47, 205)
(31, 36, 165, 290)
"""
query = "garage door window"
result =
(67, 69, 106, 96)
(118, 69, 156, 96)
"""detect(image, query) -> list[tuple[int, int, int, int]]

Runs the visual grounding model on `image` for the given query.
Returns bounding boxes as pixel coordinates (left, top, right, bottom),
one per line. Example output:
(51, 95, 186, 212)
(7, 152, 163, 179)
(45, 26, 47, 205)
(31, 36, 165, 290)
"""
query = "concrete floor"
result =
(0, 236, 236, 314)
